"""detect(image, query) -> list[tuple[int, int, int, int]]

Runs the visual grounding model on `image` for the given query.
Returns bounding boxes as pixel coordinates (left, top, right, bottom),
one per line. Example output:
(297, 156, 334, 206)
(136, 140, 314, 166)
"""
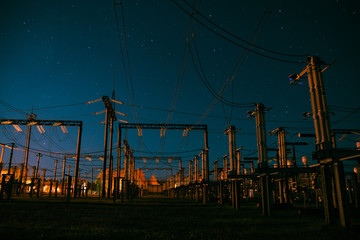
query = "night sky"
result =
(1, 0, 360, 180)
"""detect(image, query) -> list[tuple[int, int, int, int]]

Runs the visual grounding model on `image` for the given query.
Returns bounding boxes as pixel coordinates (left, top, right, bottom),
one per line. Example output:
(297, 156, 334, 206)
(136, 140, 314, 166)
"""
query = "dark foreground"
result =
(0, 196, 359, 240)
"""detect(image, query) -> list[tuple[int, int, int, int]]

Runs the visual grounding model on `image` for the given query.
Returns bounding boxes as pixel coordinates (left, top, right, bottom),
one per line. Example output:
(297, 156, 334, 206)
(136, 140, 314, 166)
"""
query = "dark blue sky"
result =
(1, 0, 360, 180)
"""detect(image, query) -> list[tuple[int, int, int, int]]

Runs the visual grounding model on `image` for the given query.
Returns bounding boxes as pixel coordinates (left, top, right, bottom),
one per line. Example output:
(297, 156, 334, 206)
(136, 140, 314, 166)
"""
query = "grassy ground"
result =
(0, 196, 359, 240)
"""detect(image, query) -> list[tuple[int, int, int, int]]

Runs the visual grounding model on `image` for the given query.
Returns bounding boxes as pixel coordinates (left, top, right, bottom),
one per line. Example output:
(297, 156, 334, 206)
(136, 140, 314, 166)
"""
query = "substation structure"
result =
(0, 57, 359, 228)
(168, 56, 360, 228)
(109, 123, 210, 202)
(0, 117, 83, 200)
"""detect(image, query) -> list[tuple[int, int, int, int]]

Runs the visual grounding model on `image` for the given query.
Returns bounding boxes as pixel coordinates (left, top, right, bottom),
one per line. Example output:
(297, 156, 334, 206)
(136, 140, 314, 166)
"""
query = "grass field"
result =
(0, 196, 359, 240)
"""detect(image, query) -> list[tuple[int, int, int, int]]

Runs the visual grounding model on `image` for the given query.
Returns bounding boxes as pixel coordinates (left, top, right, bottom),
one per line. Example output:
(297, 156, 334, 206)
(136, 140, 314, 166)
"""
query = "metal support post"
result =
(116, 127, 121, 197)
(102, 108, 109, 198)
(214, 159, 218, 182)
(320, 163, 335, 224)
(223, 155, 228, 180)
(73, 123, 82, 198)
(107, 118, 114, 197)
(204, 127, 209, 181)
(35, 153, 41, 178)
(188, 160, 193, 184)
(7, 143, 14, 175)
(23, 125, 32, 184)
(61, 156, 66, 195)
(225, 126, 236, 173)
(333, 161, 351, 228)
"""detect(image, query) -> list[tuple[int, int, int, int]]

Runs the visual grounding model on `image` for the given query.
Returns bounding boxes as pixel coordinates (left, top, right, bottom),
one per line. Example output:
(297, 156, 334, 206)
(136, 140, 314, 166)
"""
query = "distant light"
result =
(1, 121, 13, 125)
(52, 122, 62, 126)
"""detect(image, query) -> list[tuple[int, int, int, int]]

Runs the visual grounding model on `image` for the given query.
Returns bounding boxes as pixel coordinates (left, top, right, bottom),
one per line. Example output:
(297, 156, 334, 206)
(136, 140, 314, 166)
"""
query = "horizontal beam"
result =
(332, 129, 360, 134)
(286, 142, 309, 146)
(138, 168, 172, 171)
(134, 156, 181, 161)
(255, 167, 319, 174)
(0, 119, 82, 127)
(119, 123, 207, 130)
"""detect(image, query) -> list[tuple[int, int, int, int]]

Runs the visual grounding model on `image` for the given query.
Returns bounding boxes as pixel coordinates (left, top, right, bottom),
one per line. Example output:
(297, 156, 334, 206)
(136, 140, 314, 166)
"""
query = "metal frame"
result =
(0, 118, 82, 198)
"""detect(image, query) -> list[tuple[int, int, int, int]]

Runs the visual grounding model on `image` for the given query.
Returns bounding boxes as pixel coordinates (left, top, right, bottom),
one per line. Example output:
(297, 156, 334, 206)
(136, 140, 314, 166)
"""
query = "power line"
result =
(113, 0, 138, 123)
(0, 99, 28, 116)
(188, 35, 255, 108)
(181, 0, 308, 58)
(172, 0, 307, 63)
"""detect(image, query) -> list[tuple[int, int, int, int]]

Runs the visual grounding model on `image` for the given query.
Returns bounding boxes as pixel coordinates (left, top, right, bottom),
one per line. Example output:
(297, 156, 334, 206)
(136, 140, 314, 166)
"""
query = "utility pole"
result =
(73, 123, 83, 198)
(0, 143, 4, 163)
(50, 160, 58, 197)
(204, 126, 209, 181)
(236, 148, 242, 175)
(270, 127, 289, 204)
(124, 140, 130, 180)
(214, 159, 218, 182)
(102, 107, 109, 198)
(188, 160, 193, 184)
(194, 155, 199, 183)
(129, 149, 135, 183)
(102, 96, 117, 198)
(225, 126, 237, 173)
(91, 167, 94, 195)
(290, 56, 350, 227)
(35, 153, 41, 178)
(0, 144, 5, 175)
(248, 103, 272, 217)
(23, 113, 35, 184)
(222, 155, 228, 180)
(107, 115, 114, 197)
(7, 143, 14, 174)
(61, 156, 66, 195)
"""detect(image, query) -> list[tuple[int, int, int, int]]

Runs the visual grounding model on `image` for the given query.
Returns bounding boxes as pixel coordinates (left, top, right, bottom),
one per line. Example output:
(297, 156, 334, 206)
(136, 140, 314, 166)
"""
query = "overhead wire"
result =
(179, 0, 307, 58)
(113, 0, 138, 123)
(172, 0, 307, 63)
(162, 0, 202, 158)
(186, 0, 284, 126)
(165, 0, 199, 125)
